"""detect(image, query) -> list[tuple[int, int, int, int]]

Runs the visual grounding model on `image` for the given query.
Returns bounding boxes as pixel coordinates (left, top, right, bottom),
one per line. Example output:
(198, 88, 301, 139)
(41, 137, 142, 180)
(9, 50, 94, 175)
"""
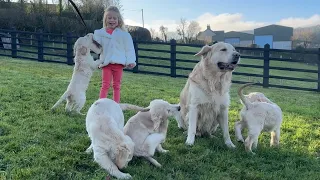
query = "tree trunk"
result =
(59, 0, 62, 16)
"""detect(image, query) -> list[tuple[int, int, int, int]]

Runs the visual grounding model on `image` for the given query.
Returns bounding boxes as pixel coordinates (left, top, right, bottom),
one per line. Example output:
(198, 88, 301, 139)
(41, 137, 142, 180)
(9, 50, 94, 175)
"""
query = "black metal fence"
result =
(1, 29, 319, 92)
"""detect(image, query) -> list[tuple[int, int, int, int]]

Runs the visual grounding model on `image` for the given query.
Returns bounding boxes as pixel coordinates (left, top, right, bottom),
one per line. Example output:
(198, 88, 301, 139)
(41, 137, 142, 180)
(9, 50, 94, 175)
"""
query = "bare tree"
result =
(176, 17, 187, 43)
(292, 28, 315, 49)
(159, 25, 168, 42)
(149, 28, 156, 40)
(112, 0, 123, 12)
(186, 21, 201, 43)
(167, 32, 179, 40)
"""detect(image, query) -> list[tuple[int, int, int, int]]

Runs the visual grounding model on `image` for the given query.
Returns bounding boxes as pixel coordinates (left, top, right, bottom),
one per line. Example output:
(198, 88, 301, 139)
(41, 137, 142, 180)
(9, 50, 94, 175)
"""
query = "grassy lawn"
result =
(0, 57, 319, 180)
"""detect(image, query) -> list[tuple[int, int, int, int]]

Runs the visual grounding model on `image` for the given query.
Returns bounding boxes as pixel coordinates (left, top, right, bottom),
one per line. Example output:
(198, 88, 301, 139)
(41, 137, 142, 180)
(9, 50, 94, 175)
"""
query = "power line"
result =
(123, 8, 142, 11)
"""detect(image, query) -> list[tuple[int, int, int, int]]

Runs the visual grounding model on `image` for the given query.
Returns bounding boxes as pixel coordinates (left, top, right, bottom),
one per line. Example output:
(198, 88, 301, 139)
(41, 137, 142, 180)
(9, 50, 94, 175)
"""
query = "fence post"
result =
(66, 33, 73, 65)
(133, 39, 139, 73)
(10, 30, 17, 58)
(37, 30, 44, 62)
(317, 48, 320, 92)
(263, 44, 270, 88)
(170, 39, 176, 77)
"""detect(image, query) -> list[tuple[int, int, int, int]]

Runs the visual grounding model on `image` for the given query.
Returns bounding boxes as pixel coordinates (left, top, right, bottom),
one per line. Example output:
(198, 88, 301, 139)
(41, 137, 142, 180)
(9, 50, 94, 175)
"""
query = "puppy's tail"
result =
(119, 103, 147, 112)
(238, 83, 256, 110)
(51, 91, 69, 110)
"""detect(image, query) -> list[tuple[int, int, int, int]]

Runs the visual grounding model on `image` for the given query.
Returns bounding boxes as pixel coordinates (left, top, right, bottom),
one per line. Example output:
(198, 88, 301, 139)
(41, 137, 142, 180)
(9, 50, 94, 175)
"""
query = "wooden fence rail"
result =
(1, 29, 319, 92)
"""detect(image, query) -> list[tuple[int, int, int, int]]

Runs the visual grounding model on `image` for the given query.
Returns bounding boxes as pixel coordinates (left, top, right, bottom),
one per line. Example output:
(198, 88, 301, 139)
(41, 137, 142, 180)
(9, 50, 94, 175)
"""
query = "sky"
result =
(120, 0, 320, 34)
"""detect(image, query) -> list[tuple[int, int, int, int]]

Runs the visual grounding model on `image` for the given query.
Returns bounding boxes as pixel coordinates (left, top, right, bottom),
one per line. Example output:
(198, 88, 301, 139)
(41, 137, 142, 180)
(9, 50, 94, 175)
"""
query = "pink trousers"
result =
(99, 64, 124, 103)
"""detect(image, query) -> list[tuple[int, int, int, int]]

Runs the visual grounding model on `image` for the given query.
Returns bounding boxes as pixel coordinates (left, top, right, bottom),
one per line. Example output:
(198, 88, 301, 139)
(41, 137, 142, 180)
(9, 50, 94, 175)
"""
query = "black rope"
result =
(67, 0, 88, 33)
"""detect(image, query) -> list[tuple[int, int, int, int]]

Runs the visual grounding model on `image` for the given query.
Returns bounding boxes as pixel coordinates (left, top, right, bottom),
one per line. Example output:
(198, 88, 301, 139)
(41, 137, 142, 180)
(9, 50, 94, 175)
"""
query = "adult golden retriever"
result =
(175, 42, 240, 148)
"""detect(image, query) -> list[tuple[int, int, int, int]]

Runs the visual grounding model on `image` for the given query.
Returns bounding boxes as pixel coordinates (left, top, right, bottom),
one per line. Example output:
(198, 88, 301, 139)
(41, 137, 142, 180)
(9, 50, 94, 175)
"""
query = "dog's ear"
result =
(78, 46, 87, 55)
(117, 143, 130, 153)
(150, 110, 168, 131)
(115, 143, 130, 168)
(195, 45, 211, 57)
(153, 120, 161, 131)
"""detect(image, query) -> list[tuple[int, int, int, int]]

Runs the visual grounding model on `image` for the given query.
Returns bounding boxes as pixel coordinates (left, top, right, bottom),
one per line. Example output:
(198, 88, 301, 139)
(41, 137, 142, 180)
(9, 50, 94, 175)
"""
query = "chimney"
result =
(207, 24, 211, 30)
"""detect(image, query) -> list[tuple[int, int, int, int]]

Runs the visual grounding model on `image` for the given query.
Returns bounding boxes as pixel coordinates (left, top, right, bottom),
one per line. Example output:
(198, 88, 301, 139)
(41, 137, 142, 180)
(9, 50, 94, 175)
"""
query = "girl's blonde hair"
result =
(103, 6, 127, 31)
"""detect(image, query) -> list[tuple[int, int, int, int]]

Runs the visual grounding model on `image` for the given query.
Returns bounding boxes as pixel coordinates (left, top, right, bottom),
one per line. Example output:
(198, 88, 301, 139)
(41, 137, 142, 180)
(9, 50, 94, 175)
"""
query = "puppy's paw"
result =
(270, 143, 280, 148)
(117, 173, 132, 179)
(185, 137, 195, 146)
(160, 149, 169, 153)
(77, 112, 86, 116)
(237, 137, 245, 143)
(247, 151, 256, 156)
(225, 140, 236, 149)
(152, 162, 162, 168)
(85, 148, 92, 154)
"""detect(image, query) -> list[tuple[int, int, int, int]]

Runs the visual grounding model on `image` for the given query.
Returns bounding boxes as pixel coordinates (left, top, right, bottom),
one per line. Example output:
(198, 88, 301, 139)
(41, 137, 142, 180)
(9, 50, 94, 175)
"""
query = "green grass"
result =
(0, 57, 319, 180)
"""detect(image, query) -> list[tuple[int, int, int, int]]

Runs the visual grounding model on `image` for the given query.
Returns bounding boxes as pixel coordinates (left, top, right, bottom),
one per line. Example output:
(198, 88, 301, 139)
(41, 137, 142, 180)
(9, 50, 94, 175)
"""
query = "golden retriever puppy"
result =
(124, 99, 180, 167)
(51, 33, 102, 115)
(86, 98, 145, 179)
(234, 83, 283, 154)
(244, 92, 273, 104)
(175, 42, 240, 147)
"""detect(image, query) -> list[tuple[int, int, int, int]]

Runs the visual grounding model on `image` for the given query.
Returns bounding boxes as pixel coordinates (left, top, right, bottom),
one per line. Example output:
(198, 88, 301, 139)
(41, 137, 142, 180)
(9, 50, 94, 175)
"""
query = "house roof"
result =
(254, 24, 293, 41)
(224, 31, 254, 40)
(198, 25, 216, 38)
(254, 24, 293, 31)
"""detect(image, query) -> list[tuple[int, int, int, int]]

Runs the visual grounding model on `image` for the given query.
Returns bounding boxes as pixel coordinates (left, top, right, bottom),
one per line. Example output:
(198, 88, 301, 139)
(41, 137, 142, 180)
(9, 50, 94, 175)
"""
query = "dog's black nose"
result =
(177, 106, 181, 111)
(232, 53, 240, 64)
(233, 53, 240, 58)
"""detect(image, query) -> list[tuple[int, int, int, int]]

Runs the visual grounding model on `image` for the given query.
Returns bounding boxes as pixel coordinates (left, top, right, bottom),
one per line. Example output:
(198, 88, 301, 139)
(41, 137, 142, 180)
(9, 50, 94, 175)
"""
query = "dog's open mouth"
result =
(217, 62, 238, 71)
(92, 39, 101, 48)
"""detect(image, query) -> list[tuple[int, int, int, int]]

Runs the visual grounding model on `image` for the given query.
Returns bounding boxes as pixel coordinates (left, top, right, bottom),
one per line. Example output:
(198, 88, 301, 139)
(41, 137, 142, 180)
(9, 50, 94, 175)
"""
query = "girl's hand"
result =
(98, 64, 104, 69)
(127, 63, 136, 69)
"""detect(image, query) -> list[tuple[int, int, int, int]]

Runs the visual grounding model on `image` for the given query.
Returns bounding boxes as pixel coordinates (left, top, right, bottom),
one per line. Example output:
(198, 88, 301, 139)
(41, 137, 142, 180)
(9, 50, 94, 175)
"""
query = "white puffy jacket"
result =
(93, 27, 136, 67)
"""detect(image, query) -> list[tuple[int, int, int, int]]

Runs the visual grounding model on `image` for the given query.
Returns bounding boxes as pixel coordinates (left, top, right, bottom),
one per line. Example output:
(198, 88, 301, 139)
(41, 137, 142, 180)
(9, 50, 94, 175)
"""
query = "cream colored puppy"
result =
(244, 92, 273, 104)
(124, 99, 180, 167)
(86, 98, 145, 179)
(51, 33, 102, 115)
(234, 83, 283, 154)
(175, 42, 240, 147)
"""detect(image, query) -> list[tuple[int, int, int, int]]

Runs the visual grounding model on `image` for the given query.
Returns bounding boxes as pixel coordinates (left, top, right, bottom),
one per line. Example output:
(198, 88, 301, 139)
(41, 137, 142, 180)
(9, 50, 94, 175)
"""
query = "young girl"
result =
(93, 6, 136, 103)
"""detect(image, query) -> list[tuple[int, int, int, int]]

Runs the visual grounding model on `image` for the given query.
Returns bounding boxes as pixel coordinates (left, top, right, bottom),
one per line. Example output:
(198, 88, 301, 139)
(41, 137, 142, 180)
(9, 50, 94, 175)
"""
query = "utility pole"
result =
(122, 8, 145, 28)
(141, 9, 144, 28)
